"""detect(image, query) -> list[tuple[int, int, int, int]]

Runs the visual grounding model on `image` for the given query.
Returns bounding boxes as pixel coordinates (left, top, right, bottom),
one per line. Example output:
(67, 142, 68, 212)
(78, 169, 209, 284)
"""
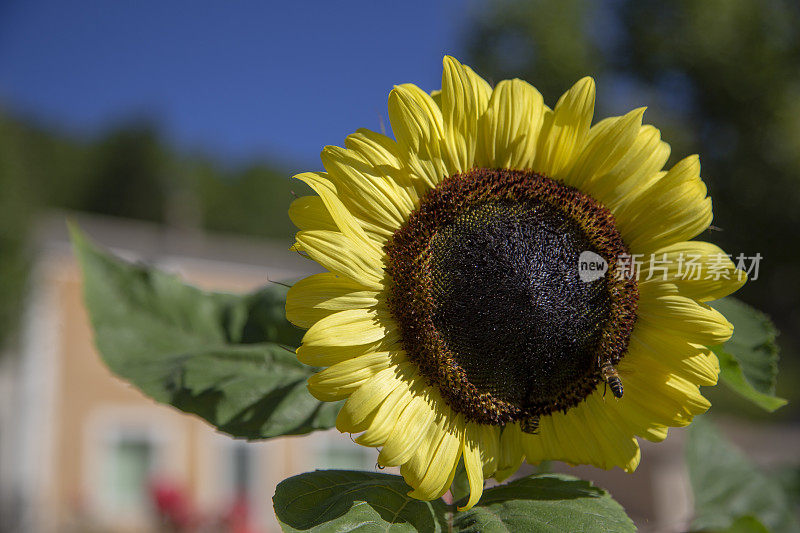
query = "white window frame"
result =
(83, 405, 183, 527)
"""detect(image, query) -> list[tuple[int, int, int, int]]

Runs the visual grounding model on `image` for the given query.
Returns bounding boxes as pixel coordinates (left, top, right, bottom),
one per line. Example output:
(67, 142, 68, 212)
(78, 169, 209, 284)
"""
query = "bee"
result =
(520, 414, 540, 435)
(600, 361, 624, 399)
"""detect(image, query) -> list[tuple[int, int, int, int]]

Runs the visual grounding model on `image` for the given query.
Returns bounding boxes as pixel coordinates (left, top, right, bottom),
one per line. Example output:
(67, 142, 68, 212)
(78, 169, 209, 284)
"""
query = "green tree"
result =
(0, 116, 34, 348)
(80, 124, 170, 222)
(193, 160, 303, 241)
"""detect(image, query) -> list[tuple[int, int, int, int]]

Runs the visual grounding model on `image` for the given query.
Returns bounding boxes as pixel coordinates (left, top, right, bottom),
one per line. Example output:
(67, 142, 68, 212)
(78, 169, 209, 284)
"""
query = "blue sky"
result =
(0, 0, 473, 169)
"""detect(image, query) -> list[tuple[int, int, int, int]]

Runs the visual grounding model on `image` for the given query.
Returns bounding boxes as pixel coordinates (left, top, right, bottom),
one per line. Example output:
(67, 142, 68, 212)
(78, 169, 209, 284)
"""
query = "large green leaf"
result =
(273, 470, 634, 532)
(273, 470, 448, 532)
(71, 226, 340, 439)
(686, 417, 800, 532)
(709, 298, 787, 411)
(452, 475, 635, 533)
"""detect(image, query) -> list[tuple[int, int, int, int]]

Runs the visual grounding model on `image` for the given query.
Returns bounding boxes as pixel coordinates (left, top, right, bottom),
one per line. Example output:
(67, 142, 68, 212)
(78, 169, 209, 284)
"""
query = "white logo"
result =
(578, 251, 607, 282)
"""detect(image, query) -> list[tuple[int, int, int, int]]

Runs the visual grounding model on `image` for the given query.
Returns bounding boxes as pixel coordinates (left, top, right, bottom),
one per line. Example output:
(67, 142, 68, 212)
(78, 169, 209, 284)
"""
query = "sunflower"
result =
(286, 56, 745, 510)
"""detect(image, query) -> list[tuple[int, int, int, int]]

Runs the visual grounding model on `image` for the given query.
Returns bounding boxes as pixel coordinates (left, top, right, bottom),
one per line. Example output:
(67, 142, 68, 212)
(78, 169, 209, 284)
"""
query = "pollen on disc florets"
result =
(385, 168, 638, 426)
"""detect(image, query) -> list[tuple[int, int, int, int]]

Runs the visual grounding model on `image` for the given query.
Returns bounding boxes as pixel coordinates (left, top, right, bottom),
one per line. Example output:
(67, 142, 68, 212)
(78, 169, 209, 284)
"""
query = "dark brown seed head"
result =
(385, 168, 638, 425)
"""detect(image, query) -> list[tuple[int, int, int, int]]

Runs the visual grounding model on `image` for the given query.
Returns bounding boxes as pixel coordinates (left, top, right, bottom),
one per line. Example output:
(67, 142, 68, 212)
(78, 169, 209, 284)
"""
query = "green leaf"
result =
(273, 470, 634, 533)
(452, 474, 635, 533)
(713, 350, 788, 412)
(686, 417, 800, 533)
(709, 298, 787, 411)
(273, 470, 449, 532)
(723, 516, 771, 533)
(71, 225, 340, 439)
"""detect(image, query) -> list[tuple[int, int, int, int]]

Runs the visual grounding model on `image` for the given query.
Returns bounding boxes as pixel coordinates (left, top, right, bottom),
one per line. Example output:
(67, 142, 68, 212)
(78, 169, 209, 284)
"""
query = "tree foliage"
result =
(0, 116, 34, 347)
(0, 113, 301, 240)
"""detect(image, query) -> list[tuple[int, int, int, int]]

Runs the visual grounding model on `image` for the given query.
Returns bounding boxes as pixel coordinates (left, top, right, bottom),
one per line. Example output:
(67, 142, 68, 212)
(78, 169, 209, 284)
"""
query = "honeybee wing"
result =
(597, 361, 635, 377)
(616, 367, 635, 377)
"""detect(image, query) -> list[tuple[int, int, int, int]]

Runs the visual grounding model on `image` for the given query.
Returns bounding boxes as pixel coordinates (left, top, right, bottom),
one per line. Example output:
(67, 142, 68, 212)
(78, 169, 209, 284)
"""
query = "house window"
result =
(84, 408, 178, 529)
(225, 441, 256, 501)
(101, 432, 157, 514)
(215, 439, 262, 531)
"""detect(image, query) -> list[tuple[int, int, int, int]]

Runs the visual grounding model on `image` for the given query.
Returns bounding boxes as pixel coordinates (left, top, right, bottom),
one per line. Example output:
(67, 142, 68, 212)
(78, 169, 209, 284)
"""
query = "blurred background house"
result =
(0, 212, 377, 533)
(1, 0, 799, 531)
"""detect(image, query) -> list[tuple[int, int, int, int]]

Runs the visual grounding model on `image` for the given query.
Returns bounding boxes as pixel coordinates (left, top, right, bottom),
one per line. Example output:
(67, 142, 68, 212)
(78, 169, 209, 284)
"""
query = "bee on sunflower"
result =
(286, 56, 745, 510)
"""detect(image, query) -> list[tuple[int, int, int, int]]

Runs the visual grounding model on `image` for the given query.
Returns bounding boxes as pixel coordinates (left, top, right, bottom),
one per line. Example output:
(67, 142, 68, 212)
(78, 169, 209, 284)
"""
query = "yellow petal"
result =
(378, 392, 437, 466)
(478, 424, 500, 477)
(683, 348, 720, 386)
(344, 128, 419, 196)
(596, 125, 670, 210)
(534, 77, 595, 178)
(290, 189, 391, 244)
(579, 398, 641, 472)
(344, 128, 404, 178)
(604, 388, 671, 443)
(631, 325, 720, 386)
(296, 335, 397, 367)
(355, 384, 414, 446)
(294, 230, 384, 290)
(478, 78, 546, 170)
(494, 423, 525, 482)
(288, 195, 337, 232)
(430, 88, 442, 108)
(301, 308, 393, 347)
(321, 145, 416, 231)
(663, 374, 712, 415)
(294, 172, 384, 254)
(286, 272, 379, 328)
(459, 422, 485, 511)
(335, 364, 412, 433)
(307, 351, 396, 401)
(638, 283, 733, 346)
(400, 411, 442, 487)
(406, 413, 464, 500)
(565, 107, 645, 189)
(616, 155, 713, 252)
(521, 403, 641, 472)
(519, 427, 547, 466)
(540, 410, 591, 465)
(441, 55, 492, 172)
(388, 83, 452, 188)
(614, 350, 711, 426)
(638, 241, 746, 302)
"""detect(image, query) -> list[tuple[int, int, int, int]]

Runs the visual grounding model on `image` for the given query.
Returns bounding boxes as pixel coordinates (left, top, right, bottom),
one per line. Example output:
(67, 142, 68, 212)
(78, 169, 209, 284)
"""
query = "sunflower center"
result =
(428, 201, 610, 410)
(386, 168, 638, 425)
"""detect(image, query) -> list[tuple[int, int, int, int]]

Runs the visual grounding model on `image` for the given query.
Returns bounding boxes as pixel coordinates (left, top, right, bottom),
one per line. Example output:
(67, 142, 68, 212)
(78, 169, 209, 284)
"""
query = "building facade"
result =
(0, 213, 376, 533)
